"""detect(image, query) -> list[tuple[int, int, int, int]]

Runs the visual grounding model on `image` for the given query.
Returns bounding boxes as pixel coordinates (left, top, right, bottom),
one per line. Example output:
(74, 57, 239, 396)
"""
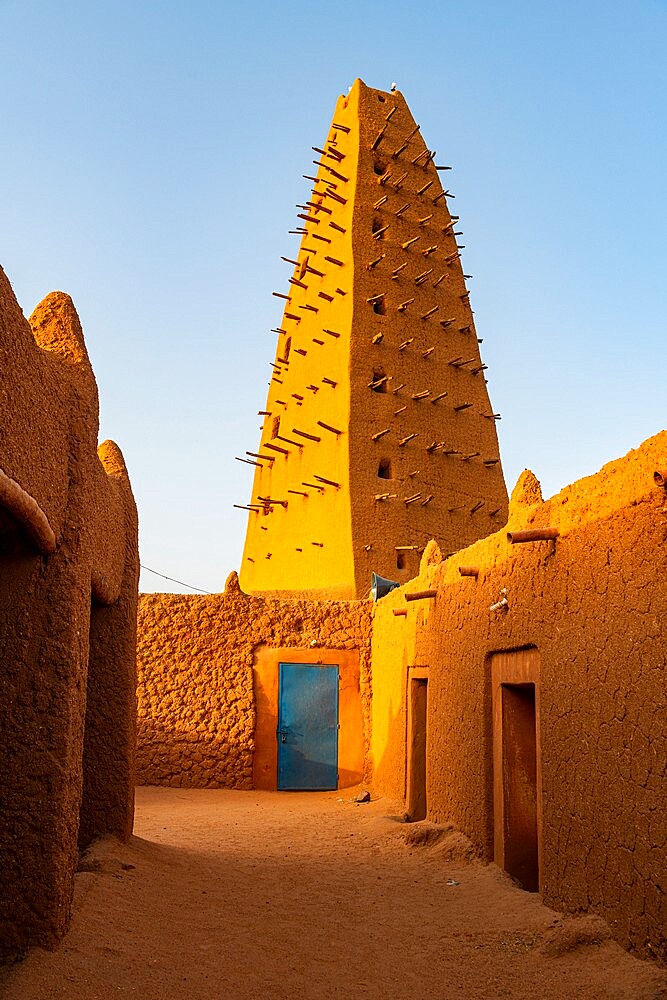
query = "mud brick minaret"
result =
(239, 79, 508, 599)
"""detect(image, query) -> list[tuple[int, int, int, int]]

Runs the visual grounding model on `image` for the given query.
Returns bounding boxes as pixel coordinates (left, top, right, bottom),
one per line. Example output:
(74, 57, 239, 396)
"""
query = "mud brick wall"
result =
(136, 574, 372, 788)
(370, 432, 667, 961)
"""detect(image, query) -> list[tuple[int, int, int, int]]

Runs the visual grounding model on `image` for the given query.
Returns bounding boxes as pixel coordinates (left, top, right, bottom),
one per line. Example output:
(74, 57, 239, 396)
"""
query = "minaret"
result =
(239, 79, 507, 600)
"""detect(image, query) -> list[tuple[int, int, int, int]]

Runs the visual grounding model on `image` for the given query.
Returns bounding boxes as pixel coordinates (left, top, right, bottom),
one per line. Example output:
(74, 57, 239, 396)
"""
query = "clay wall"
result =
(370, 431, 667, 960)
(240, 79, 506, 600)
(0, 271, 138, 961)
(136, 575, 372, 788)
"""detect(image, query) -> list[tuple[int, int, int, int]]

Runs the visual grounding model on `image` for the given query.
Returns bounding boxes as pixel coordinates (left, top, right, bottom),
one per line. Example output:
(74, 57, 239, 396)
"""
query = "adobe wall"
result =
(0, 271, 138, 961)
(370, 431, 667, 960)
(136, 574, 372, 788)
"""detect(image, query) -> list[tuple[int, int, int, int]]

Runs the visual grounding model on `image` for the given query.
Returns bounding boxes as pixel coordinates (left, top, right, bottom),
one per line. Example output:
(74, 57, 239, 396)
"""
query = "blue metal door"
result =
(277, 663, 339, 790)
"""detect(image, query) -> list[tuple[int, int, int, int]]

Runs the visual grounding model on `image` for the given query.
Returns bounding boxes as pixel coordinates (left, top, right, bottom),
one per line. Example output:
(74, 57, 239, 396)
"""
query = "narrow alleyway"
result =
(2, 788, 664, 1000)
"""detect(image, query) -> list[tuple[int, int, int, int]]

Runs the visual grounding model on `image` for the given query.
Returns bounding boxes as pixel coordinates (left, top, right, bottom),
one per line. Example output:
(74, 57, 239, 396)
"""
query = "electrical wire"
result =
(140, 564, 212, 595)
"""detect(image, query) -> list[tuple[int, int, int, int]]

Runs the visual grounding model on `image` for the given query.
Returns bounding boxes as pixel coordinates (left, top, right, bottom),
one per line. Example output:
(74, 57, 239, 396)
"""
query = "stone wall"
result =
(137, 575, 372, 788)
(370, 431, 667, 960)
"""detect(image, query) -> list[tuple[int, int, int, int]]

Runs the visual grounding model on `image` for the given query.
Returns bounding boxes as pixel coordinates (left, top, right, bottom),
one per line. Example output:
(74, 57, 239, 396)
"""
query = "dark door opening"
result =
(501, 683, 538, 891)
(407, 677, 428, 821)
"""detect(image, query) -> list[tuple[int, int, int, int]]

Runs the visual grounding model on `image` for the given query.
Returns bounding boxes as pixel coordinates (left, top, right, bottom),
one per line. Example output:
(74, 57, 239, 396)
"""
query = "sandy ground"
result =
(1, 787, 665, 1000)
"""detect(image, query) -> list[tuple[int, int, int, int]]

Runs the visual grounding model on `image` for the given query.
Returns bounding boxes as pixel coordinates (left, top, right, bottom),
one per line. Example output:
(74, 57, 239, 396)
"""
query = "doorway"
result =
(277, 663, 339, 790)
(407, 675, 428, 820)
(491, 650, 541, 892)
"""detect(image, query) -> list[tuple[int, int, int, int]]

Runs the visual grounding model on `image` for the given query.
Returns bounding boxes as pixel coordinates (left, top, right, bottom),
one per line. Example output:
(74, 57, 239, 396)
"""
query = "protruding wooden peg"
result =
(470, 501, 485, 513)
(411, 149, 431, 166)
(417, 180, 434, 196)
(332, 122, 350, 133)
(411, 390, 431, 400)
(264, 442, 289, 456)
(393, 609, 408, 617)
(234, 506, 258, 513)
(483, 458, 500, 466)
(273, 292, 291, 301)
(385, 106, 397, 121)
(421, 306, 439, 319)
(306, 385, 319, 393)
(297, 213, 320, 225)
(395, 203, 410, 217)
(305, 264, 325, 277)
(270, 328, 287, 335)
(421, 495, 434, 506)
(322, 377, 337, 386)
(247, 452, 275, 462)
(374, 492, 396, 501)
(294, 348, 307, 356)
(392, 262, 408, 277)
(395, 405, 407, 415)
(373, 225, 390, 239)
(459, 325, 472, 334)
(406, 124, 421, 139)
(323, 328, 341, 338)
(288, 489, 308, 497)
(312, 338, 325, 345)
(303, 481, 324, 491)
(257, 496, 288, 508)
(426, 441, 439, 452)
(329, 222, 346, 233)
(368, 375, 390, 389)
(258, 411, 272, 416)
(482, 413, 502, 420)
(276, 434, 302, 447)
(292, 394, 304, 402)
(401, 236, 420, 249)
(372, 428, 391, 441)
(318, 291, 334, 302)
(397, 297, 415, 311)
(392, 140, 409, 158)
(450, 357, 476, 368)
(312, 233, 332, 243)
(439, 319, 456, 328)
(311, 541, 324, 547)
(312, 145, 326, 156)
(371, 124, 388, 150)
(459, 566, 479, 577)
(292, 428, 321, 442)
(507, 528, 559, 544)
(430, 391, 448, 403)
(313, 475, 340, 488)
(408, 469, 420, 477)
(324, 255, 344, 265)
(422, 347, 435, 358)
(317, 420, 343, 435)
(326, 145, 345, 162)
(404, 492, 422, 504)
(471, 365, 488, 375)
(392, 383, 406, 393)
(364, 543, 373, 551)
(378, 169, 392, 186)
(324, 189, 348, 205)
(454, 402, 473, 411)
(399, 339, 413, 351)
(405, 590, 437, 602)
(271, 377, 283, 384)
(335, 287, 347, 295)
(433, 274, 447, 288)
(422, 245, 438, 256)
(235, 456, 263, 467)
(284, 313, 301, 322)
(399, 434, 418, 446)
(393, 171, 408, 189)
(299, 304, 318, 313)
(489, 508, 501, 517)
(281, 256, 300, 265)
(415, 269, 433, 285)
(374, 194, 389, 209)
(372, 333, 384, 345)
(432, 191, 447, 204)
(368, 254, 385, 270)
(367, 292, 386, 304)
(435, 165, 452, 171)
(325, 166, 349, 182)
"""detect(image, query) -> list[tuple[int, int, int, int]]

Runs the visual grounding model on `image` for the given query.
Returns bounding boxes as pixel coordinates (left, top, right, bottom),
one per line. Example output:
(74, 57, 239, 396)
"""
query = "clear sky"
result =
(2, 0, 665, 594)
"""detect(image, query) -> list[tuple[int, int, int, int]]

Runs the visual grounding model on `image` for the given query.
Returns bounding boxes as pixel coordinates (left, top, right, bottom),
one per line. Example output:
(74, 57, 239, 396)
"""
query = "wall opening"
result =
(374, 160, 387, 176)
(377, 458, 392, 479)
(396, 552, 406, 570)
(501, 683, 538, 891)
(372, 219, 386, 242)
(407, 677, 428, 821)
(371, 368, 387, 393)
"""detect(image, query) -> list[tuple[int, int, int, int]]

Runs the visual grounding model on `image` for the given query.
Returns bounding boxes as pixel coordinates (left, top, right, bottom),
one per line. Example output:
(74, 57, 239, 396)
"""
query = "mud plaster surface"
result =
(1, 788, 665, 1000)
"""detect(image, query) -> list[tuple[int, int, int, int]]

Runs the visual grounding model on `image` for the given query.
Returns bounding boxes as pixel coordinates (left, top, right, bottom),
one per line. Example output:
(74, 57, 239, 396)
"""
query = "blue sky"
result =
(2, 0, 665, 593)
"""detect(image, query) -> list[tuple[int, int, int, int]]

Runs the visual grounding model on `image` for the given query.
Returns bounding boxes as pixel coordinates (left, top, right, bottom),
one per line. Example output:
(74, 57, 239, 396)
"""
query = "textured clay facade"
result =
(370, 432, 667, 961)
(136, 575, 371, 789)
(240, 80, 507, 599)
(0, 269, 138, 960)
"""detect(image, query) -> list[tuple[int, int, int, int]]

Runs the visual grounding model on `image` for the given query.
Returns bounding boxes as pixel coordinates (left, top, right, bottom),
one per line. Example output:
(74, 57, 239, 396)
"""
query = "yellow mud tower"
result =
(240, 79, 508, 599)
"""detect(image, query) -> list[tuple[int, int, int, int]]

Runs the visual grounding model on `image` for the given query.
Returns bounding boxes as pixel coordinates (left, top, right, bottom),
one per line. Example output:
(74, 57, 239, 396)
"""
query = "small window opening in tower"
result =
(374, 160, 387, 176)
(377, 458, 392, 479)
(372, 296, 386, 315)
(272, 416, 280, 439)
(377, 94, 386, 103)
(396, 552, 406, 570)
(371, 369, 387, 393)
(372, 218, 386, 241)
